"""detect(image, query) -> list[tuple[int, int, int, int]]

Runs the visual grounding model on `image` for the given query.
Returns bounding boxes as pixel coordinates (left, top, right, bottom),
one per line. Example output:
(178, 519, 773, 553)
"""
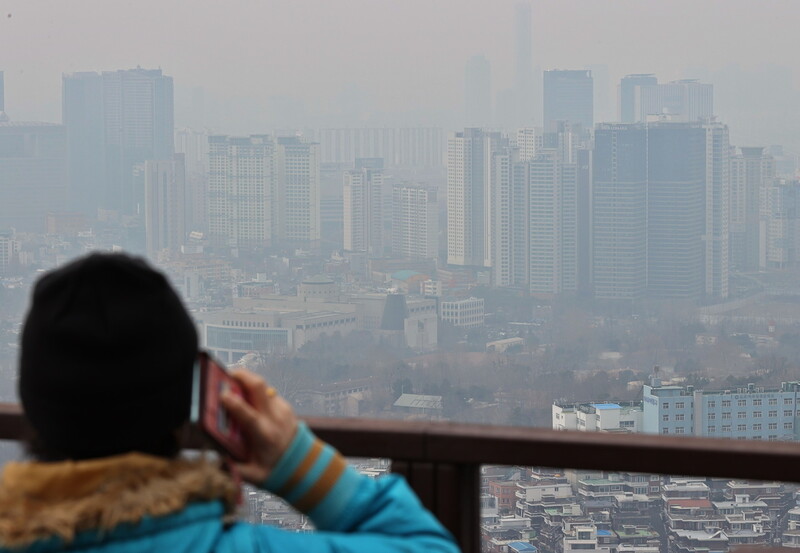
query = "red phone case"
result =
(198, 352, 250, 461)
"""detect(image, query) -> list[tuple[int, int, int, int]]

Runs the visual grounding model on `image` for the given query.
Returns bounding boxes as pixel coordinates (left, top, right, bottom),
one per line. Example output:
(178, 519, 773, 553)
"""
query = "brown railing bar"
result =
(4, 403, 800, 483)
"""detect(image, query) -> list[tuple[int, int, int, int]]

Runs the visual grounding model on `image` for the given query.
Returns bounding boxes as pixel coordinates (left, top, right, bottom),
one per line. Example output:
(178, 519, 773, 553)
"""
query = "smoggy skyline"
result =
(2, 0, 799, 146)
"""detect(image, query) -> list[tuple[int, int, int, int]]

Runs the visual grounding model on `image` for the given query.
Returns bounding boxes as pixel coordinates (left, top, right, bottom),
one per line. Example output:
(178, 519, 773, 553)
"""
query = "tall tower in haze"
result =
(619, 74, 657, 123)
(514, 2, 537, 126)
(464, 55, 492, 127)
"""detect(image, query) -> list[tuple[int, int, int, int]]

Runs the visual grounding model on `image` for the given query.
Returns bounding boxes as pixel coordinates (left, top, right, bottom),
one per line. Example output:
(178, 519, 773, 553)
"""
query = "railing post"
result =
(393, 460, 480, 553)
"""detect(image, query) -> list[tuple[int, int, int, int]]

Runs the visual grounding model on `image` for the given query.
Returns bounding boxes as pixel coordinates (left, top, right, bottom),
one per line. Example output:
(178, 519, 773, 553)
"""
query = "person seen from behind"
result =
(0, 253, 460, 553)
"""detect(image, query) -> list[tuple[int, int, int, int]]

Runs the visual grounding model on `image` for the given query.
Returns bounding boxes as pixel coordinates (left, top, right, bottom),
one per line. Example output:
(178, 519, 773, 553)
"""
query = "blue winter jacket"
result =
(0, 423, 460, 553)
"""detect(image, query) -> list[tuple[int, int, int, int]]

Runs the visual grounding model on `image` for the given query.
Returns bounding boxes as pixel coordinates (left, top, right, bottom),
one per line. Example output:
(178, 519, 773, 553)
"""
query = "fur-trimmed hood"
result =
(0, 453, 238, 549)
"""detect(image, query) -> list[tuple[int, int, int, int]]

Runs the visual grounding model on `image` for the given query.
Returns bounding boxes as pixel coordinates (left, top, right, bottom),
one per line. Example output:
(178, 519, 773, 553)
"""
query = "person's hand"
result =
(220, 369, 298, 484)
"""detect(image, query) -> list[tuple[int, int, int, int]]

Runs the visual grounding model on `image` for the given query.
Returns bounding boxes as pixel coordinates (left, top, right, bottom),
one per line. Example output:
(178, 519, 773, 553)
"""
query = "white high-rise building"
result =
(144, 155, 186, 259)
(528, 149, 578, 295)
(447, 129, 506, 267)
(208, 135, 275, 249)
(275, 137, 320, 244)
(343, 166, 384, 255)
(392, 184, 438, 260)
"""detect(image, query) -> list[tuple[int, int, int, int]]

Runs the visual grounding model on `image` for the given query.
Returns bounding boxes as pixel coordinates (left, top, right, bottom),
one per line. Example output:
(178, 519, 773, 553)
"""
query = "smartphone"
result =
(191, 351, 250, 461)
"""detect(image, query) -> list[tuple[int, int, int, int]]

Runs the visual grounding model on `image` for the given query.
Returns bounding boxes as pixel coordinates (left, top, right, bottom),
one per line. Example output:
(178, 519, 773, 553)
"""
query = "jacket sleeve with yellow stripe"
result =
(238, 421, 460, 553)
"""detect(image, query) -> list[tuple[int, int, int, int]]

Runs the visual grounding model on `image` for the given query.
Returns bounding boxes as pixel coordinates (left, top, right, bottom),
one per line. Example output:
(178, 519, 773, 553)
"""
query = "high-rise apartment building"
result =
(62, 68, 174, 217)
(392, 184, 438, 260)
(764, 178, 800, 269)
(0, 121, 68, 232)
(593, 121, 730, 301)
(447, 129, 506, 267)
(317, 128, 443, 167)
(144, 154, 186, 259)
(543, 70, 593, 133)
(631, 79, 713, 123)
(275, 137, 320, 244)
(619, 74, 657, 123)
(527, 149, 578, 296)
(465, 55, 492, 127)
(730, 146, 775, 271)
(343, 164, 384, 255)
(174, 128, 209, 233)
(0, 230, 18, 276)
(208, 135, 275, 249)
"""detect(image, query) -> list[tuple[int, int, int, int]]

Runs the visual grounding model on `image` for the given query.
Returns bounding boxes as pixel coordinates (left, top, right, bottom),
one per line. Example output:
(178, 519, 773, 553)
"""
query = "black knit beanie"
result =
(19, 253, 198, 459)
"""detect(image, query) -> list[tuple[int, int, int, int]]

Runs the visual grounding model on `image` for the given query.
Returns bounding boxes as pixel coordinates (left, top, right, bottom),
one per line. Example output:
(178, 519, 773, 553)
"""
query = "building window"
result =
(708, 401, 716, 408)
(786, 398, 794, 405)
(675, 414, 684, 421)
(770, 398, 778, 406)
(753, 423, 762, 431)
(676, 402, 685, 409)
(722, 400, 731, 407)
(722, 412, 731, 419)
(785, 410, 793, 417)
(662, 428, 669, 434)
(738, 399, 747, 407)
(662, 402, 669, 410)
(769, 423, 778, 430)
(675, 427, 685, 434)
(737, 424, 747, 431)
(785, 422, 793, 430)
(754, 411, 762, 418)
(662, 414, 669, 422)
(769, 411, 778, 418)
(753, 399, 762, 406)
(722, 425, 731, 432)
(708, 425, 716, 433)
(738, 412, 747, 419)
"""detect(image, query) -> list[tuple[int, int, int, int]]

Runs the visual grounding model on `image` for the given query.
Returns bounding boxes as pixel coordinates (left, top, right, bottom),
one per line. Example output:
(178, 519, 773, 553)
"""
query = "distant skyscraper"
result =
(730, 146, 775, 271)
(465, 55, 492, 127)
(0, 121, 68, 232)
(646, 124, 706, 299)
(635, 79, 713, 122)
(392, 184, 438, 259)
(543, 70, 593, 133)
(343, 163, 384, 255)
(275, 137, 320, 244)
(447, 129, 505, 267)
(208, 135, 275, 249)
(63, 68, 174, 217)
(703, 121, 731, 299)
(174, 128, 209, 233)
(593, 121, 730, 301)
(592, 124, 648, 301)
(619, 74, 657, 123)
(144, 154, 186, 258)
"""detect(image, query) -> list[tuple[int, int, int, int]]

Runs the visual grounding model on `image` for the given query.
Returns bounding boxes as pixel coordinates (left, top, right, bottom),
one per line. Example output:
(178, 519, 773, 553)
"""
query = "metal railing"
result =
(3, 403, 800, 553)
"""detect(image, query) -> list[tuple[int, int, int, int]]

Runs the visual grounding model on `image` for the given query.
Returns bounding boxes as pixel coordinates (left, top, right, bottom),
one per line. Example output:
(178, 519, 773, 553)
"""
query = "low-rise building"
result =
(553, 402, 643, 432)
(440, 296, 484, 328)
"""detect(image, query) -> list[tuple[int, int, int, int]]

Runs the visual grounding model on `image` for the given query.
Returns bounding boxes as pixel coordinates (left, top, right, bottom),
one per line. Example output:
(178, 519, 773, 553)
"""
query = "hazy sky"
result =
(2, 0, 799, 140)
